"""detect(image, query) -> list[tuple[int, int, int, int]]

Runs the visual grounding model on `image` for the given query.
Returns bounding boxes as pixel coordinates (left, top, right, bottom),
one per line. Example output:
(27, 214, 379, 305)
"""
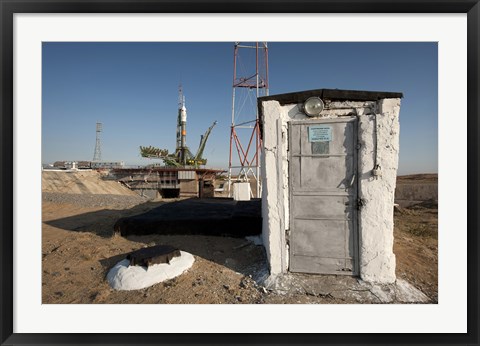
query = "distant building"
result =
(52, 161, 67, 169)
(53, 161, 78, 169)
(91, 161, 125, 169)
(51, 161, 125, 170)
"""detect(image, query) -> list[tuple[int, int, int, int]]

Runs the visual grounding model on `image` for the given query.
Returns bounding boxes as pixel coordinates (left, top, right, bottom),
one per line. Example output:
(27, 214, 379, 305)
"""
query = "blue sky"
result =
(42, 42, 437, 175)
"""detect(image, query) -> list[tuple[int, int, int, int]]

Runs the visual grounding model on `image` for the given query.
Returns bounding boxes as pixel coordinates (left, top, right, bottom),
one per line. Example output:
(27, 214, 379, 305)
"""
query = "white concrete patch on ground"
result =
(394, 279, 430, 303)
(107, 251, 195, 291)
(262, 273, 431, 303)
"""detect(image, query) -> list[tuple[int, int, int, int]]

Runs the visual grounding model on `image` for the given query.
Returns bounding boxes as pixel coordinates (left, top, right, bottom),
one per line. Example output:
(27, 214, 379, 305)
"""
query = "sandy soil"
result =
(42, 170, 138, 195)
(393, 201, 438, 302)
(42, 199, 271, 304)
(42, 172, 438, 304)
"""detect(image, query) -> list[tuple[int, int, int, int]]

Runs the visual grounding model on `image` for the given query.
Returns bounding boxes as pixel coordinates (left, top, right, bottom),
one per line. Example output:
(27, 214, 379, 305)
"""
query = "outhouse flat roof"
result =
(257, 88, 403, 140)
(258, 88, 403, 106)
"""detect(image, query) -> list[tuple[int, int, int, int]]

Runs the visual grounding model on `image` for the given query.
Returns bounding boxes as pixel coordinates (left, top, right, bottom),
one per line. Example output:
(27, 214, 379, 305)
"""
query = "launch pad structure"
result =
(140, 85, 217, 168)
(228, 42, 269, 198)
(136, 86, 223, 199)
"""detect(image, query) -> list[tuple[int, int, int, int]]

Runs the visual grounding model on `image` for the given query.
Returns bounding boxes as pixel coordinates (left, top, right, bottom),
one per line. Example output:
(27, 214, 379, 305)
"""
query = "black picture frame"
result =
(1, 1, 478, 345)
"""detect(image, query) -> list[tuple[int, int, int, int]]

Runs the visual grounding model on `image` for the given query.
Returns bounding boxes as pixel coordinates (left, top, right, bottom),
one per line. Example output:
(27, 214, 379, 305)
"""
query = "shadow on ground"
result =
(114, 198, 262, 238)
(98, 233, 268, 282)
(44, 201, 163, 238)
(45, 198, 267, 280)
(45, 198, 262, 238)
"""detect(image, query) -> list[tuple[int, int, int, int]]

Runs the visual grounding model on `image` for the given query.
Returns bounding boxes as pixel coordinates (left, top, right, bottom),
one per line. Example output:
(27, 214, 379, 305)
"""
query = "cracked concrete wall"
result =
(261, 101, 291, 274)
(357, 98, 401, 283)
(260, 97, 401, 284)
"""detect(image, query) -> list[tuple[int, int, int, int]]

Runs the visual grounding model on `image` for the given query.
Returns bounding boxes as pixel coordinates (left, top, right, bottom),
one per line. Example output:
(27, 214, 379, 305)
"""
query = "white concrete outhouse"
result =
(258, 89, 402, 284)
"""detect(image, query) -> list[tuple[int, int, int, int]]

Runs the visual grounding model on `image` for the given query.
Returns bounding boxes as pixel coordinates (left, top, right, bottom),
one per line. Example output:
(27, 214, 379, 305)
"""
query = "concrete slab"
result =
(114, 198, 262, 238)
(262, 273, 431, 303)
(107, 251, 195, 290)
(395, 279, 430, 303)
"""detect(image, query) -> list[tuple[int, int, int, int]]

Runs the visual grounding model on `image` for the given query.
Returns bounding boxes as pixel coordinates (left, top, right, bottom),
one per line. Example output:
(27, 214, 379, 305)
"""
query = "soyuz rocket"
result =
(176, 85, 188, 166)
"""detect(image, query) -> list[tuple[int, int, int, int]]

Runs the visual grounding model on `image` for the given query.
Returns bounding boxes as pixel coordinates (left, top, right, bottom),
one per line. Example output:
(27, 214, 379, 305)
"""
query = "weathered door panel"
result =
(292, 219, 346, 257)
(289, 117, 358, 275)
(291, 255, 355, 274)
(297, 156, 355, 190)
(292, 195, 350, 219)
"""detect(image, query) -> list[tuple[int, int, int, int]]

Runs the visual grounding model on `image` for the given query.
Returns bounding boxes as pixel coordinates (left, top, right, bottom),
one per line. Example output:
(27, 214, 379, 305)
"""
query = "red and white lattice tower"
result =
(228, 42, 269, 198)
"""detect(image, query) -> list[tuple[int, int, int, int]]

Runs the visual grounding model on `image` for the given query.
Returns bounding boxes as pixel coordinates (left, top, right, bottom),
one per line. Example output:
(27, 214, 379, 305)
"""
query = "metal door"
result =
(289, 117, 358, 275)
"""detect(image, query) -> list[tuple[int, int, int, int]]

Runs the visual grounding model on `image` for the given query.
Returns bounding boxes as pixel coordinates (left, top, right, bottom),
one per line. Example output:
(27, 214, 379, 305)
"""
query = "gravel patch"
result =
(43, 192, 149, 209)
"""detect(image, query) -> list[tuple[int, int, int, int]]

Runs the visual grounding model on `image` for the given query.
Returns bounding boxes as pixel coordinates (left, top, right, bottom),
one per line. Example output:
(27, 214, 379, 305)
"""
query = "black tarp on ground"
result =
(114, 198, 262, 238)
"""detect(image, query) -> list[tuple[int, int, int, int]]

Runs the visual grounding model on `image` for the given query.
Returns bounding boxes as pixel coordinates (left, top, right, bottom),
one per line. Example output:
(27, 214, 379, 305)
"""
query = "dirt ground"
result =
(394, 174, 438, 302)
(42, 172, 438, 304)
(42, 170, 138, 195)
(393, 201, 438, 302)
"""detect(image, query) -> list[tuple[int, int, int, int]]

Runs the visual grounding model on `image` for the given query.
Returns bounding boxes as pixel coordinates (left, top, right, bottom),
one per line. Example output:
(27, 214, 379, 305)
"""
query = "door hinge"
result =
(357, 198, 366, 210)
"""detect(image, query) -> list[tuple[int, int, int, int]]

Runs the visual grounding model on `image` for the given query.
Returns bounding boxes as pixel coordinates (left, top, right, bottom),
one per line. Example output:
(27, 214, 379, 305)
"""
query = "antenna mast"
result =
(228, 42, 269, 198)
(93, 122, 102, 162)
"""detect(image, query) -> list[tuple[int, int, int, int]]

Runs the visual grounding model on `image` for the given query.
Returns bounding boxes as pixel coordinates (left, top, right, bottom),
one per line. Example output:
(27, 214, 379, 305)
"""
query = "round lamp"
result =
(303, 97, 324, 117)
